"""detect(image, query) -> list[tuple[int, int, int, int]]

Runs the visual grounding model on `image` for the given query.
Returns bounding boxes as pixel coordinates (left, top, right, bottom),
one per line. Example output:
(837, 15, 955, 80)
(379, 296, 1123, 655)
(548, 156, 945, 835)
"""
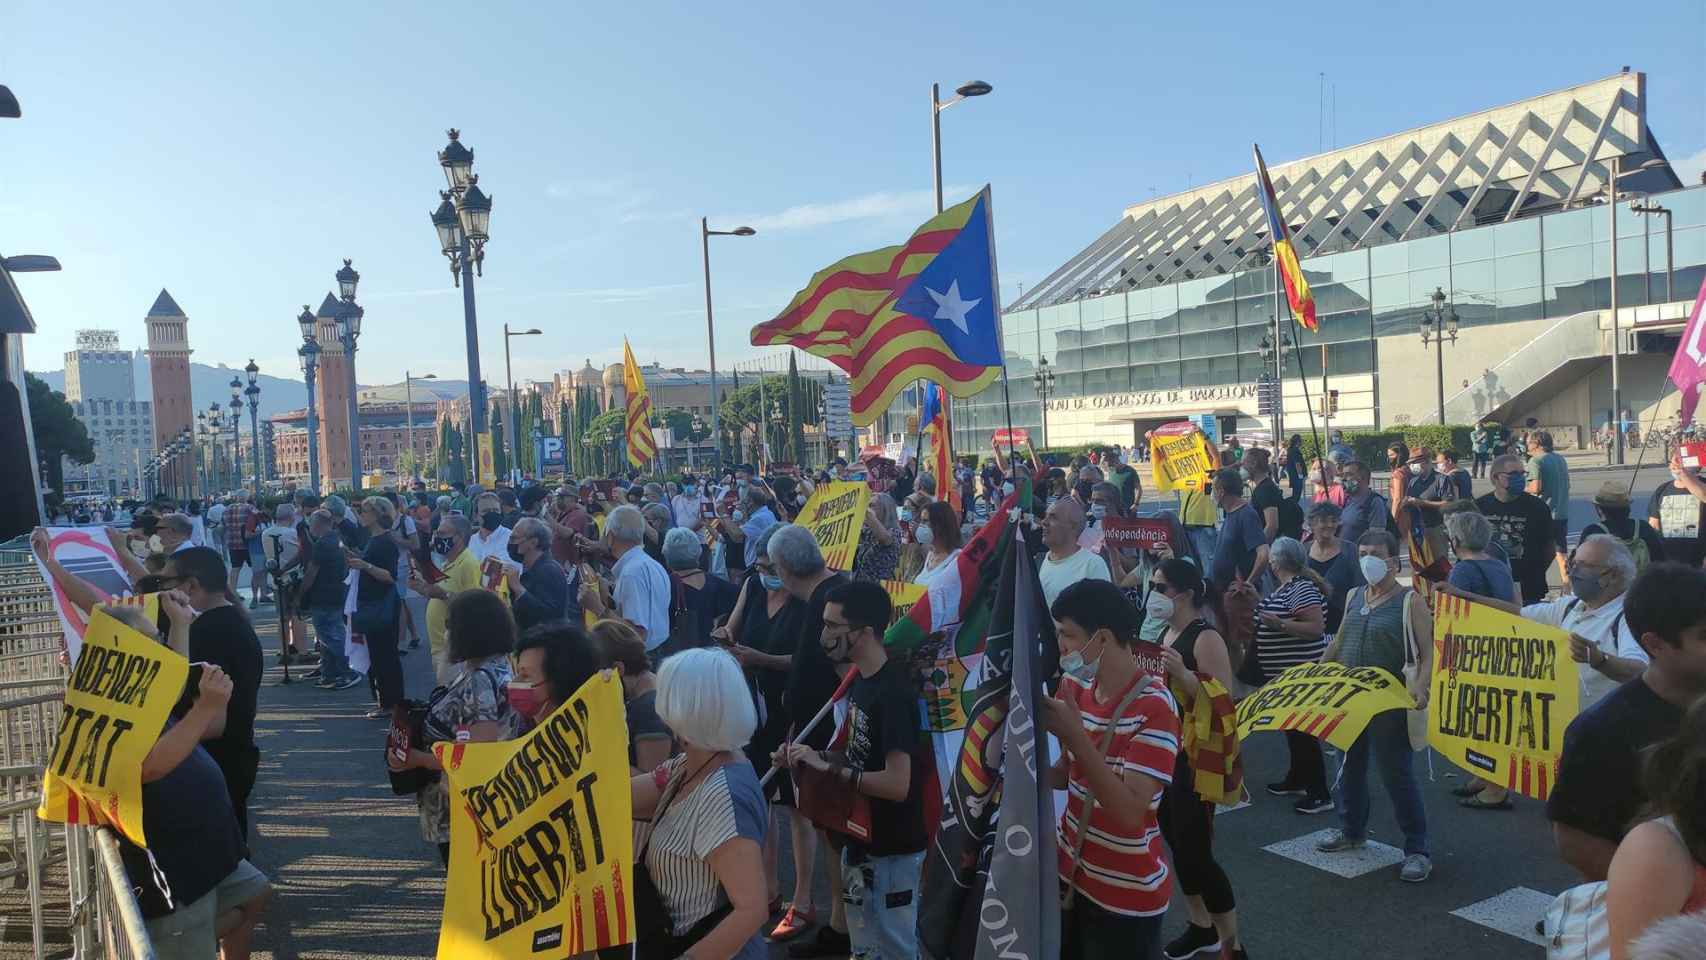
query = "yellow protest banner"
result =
(882, 579, 927, 626)
(1149, 423, 1218, 493)
(1235, 661, 1414, 751)
(436, 671, 635, 959)
(796, 480, 872, 571)
(1430, 594, 1579, 801)
(39, 608, 189, 847)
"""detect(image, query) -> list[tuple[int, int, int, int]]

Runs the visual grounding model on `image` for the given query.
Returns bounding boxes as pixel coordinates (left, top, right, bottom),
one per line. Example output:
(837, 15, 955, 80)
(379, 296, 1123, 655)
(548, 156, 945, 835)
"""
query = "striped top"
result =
(1253, 577, 1327, 681)
(639, 762, 767, 957)
(1056, 672, 1180, 917)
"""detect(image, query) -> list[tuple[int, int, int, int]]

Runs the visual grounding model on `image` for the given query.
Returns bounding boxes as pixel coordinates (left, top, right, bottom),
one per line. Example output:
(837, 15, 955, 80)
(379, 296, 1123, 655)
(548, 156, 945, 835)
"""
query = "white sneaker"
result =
(1400, 854, 1432, 882)
(1315, 829, 1366, 852)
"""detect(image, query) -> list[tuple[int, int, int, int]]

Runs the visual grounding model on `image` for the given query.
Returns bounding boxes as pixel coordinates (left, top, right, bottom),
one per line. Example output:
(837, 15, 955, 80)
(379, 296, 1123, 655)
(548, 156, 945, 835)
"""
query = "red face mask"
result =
(507, 684, 545, 720)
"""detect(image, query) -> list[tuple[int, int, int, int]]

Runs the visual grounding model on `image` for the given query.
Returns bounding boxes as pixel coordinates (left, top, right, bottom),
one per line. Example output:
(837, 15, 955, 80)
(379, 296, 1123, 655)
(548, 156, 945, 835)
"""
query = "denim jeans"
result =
(1332, 709, 1429, 856)
(310, 608, 350, 680)
(841, 848, 923, 960)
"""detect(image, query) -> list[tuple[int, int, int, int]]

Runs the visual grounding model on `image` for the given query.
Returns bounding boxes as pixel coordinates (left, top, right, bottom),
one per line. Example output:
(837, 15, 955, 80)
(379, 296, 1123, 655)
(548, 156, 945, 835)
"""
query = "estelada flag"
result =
(750, 188, 1003, 426)
(919, 383, 957, 510)
(1253, 144, 1318, 332)
(621, 338, 656, 468)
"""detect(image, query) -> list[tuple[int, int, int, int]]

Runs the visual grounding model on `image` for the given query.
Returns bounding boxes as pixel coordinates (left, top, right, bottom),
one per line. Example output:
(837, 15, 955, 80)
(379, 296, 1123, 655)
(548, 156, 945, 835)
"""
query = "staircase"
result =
(1440, 310, 1604, 425)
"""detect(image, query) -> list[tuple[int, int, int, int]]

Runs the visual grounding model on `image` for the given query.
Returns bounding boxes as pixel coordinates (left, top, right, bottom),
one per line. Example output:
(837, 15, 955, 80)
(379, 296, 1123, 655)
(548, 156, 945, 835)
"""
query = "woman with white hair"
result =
(630, 648, 768, 959)
(1251, 535, 1332, 813)
(663, 526, 738, 650)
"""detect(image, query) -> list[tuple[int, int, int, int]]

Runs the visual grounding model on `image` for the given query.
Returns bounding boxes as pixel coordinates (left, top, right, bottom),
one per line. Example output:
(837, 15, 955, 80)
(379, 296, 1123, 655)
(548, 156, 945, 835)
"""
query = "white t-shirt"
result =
(613, 547, 672, 650)
(190, 516, 207, 547)
(1038, 547, 1112, 606)
(207, 503, 225, 526)
(915, 548, 962, 588)
(260, 523, 300, 568)
(1521, 593, 1648, 705)
(467, 525, 514, 569)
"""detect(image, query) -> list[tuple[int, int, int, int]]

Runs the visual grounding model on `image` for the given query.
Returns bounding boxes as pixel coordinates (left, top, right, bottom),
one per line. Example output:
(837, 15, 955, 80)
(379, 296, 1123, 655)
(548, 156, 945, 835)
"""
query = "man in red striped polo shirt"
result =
(1043, 579, 1181, 960)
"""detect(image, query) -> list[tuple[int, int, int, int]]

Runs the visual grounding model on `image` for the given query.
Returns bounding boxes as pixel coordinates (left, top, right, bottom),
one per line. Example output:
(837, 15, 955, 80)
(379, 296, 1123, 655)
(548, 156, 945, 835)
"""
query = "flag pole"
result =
(1625, 376, 1679, 497)
(1283, 300, 1323, 460)
(982, 186, 1020, 475)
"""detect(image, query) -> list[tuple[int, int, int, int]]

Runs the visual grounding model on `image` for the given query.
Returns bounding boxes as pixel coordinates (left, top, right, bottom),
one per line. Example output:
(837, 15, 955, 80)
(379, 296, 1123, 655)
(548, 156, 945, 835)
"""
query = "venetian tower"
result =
(312, 293, 351, 489)
(143, 290, 193, 495)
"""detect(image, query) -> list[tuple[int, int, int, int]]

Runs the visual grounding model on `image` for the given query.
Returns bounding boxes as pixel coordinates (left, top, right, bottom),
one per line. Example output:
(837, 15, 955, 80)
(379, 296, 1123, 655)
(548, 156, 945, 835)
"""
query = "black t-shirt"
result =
(120, 736, 244, 918)
(185, 605, 264, 779)
(339, 516, 370, 550)
(358, 535, 400, 603)
(1475, 492, 1554, 602)
(304, 531, 347, 610)
(784, 573, 850, 750)
(1648, 480, 1706, 567)
(1307, 547, 1364, 635)
(1250, 480, 1288, 538)
(1546, 677, 1684, 843)
(625, 689, 673, 770)
(843, 659, 928, 857)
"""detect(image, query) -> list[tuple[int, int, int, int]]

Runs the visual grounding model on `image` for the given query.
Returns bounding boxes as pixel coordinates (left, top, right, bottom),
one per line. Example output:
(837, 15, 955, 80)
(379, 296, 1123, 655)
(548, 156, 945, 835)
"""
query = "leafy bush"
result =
(1299, 426, 1474, 465)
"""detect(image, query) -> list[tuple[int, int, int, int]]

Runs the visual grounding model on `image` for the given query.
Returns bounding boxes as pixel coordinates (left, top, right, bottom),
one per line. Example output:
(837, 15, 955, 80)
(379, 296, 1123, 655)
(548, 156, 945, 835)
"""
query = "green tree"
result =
(786, 353, 805, 464)
(586, 409, 626, 475)
(27, 372, 94, 494)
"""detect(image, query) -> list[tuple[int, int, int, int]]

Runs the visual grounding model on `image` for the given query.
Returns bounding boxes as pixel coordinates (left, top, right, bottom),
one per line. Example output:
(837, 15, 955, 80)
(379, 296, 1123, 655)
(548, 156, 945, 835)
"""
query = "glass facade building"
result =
(955, 185, 1706, 451)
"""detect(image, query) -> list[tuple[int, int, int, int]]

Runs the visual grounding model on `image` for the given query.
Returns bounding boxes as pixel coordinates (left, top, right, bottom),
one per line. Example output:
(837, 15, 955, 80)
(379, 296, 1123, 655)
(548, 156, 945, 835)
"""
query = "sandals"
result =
(768, 904, 815, 942)
(1459, 793, 1513, 810)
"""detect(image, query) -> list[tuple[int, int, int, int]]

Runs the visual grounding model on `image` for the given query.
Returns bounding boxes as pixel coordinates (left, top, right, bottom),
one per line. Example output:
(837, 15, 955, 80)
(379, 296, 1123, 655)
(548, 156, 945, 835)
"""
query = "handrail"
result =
(94, 826, 157, 960)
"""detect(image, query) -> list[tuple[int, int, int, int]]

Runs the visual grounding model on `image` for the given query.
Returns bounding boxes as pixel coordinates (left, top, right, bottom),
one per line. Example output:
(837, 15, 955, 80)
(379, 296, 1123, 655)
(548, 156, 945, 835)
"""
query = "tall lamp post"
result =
(1630, 199, 1674, 304)
(335, 260, 364, 489)
(502, 325, 541, 479)
(431, 130, 493, 483)
(1032, 356, 1056, 449)
(1422, 287, 1460, 426)
(244, 360, 262, 498)
(930, 79, 993, 435)
(207, 403, 224, 493)
(229, 378, 243, 490)
(1259, 329, 1293, 446)
(1605, 156, 1670, 464)
(195, 410, 208, 498)
(296, 306, 321, 494)
(404, 371, 438, 482)
(700, 220, 756, 470)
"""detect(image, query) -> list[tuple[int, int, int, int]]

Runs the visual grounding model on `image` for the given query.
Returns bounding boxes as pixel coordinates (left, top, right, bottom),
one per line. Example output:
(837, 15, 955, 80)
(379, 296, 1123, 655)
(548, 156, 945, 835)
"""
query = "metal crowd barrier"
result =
(0, 535, 156, 958)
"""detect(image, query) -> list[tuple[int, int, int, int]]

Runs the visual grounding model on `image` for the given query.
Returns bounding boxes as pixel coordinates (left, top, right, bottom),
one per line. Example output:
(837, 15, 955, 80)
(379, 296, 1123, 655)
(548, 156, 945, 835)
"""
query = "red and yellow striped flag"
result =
(750, 189, 1002, 426)
(622, 339, 656, 468)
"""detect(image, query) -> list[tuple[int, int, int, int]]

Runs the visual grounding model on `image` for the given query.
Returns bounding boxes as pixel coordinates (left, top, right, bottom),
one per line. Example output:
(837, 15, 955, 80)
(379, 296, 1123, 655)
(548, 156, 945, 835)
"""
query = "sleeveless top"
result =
(1163, 618, 1211, 675)
(1335, 586, 1412, 676)
(1162, 618, 1212, 782)
(1656, 817, 1706, 912)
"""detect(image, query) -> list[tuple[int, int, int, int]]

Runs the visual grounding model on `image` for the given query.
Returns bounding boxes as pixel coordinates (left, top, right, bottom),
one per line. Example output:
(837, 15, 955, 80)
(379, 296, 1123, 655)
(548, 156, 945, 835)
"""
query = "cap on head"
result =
(1593, 481, 1631, 509)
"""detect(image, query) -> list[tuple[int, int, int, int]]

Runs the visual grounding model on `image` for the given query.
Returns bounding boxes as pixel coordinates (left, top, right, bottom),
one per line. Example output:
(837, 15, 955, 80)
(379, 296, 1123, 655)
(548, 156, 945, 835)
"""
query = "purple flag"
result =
(1668, 276, 1706, 426)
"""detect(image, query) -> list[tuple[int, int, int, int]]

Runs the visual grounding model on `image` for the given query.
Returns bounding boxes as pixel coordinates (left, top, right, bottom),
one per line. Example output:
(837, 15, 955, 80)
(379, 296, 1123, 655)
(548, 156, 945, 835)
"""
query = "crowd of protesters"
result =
(27, 425, 1706, 960)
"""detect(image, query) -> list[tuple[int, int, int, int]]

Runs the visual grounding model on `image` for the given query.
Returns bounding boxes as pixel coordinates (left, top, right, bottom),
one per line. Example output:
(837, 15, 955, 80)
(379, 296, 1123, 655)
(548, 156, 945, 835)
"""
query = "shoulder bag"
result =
(1400, 590, 1430, 752)
(631, 758, 736, 960)
(1061, 677, 1159, 910)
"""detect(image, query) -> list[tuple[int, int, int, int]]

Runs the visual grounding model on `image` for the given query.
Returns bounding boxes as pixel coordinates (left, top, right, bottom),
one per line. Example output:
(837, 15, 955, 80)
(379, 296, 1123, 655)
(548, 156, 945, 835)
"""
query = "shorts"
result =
(228, 548, 251, 568)
(1552, 518, 1569, 555)
(145, 859, 270, 960)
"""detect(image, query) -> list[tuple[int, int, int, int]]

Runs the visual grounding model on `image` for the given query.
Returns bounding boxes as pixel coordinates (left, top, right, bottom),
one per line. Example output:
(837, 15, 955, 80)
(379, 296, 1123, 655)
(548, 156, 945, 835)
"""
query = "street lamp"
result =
(404, 371, 438, 482)
(335, 260, 364, 489)
(229, 377, 243, 489)
(502, 325, 541, 479)
(1422, 287, 1460, 426)
(1630, 200, 1675, 304)
(431, 129, 494, 483)
(244, 360, 262, 498)
(207, 403, 223, 493)
(929, 79, 993, 442)
(195, 409, 208, 498)
(1605, 156, 1670, 464)
(1259, 328, 1293, 444)
(701, 220, 756, 470)
(1032, 356, 1056, 448)
(296, 305, 322, 494)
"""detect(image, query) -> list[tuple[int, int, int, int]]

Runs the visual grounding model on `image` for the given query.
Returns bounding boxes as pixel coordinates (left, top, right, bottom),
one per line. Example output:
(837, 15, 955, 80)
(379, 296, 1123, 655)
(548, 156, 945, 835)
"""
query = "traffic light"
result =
(1328, 389, 1340, 415)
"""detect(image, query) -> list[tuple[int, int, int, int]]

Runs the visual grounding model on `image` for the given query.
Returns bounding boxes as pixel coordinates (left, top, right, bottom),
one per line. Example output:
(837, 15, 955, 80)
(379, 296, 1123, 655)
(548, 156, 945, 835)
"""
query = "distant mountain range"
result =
(29, 353, 468, 422)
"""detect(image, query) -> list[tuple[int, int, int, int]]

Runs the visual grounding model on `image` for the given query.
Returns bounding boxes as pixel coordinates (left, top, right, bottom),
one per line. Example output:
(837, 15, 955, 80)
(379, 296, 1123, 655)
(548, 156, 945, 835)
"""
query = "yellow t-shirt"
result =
(427, 548, 483, 658)
(1179, 488, 1219, 527)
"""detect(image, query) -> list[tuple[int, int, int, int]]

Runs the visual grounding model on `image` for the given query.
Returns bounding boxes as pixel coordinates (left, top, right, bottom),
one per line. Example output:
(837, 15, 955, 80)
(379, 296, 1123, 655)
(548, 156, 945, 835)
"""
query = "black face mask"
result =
(481, 511, 502, 532)
(1075, 480, 1094, 500)
(431, 538, 454, 555)
(507, 543, 525, 563)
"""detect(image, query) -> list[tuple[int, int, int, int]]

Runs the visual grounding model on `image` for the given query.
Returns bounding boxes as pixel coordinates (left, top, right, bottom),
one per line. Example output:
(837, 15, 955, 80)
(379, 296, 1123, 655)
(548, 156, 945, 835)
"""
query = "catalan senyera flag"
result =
(621, 339, 656, 468)
(920, 382, 957, 510)
(750, 188, 1003, 426)
(1253, 144, 1318, 333)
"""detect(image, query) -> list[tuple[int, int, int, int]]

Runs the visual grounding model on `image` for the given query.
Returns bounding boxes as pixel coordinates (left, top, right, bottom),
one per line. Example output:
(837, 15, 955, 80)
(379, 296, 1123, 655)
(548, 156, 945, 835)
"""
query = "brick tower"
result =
(313, 293, 351, 490)
(143, 290, 193, 498)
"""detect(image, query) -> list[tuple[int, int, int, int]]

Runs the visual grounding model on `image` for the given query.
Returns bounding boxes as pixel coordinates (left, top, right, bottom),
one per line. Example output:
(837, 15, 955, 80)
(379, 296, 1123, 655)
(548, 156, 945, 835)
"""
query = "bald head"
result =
(1043, 496, 1086, 552)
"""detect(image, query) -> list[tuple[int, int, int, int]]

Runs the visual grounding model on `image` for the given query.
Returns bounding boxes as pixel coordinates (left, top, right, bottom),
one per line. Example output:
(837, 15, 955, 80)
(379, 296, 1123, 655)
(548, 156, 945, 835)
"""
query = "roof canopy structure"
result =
(1014, 71, 1681, 311)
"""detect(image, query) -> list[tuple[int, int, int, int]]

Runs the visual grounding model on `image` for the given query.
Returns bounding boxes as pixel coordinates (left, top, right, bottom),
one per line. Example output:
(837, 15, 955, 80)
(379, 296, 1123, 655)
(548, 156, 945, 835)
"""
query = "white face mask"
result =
(1359, 554, 1391, 585)
(1144, 591, 1175, 622)
(730, 509, 745, 523)
(1090, 504, 1108, 521)
(915, 524, 935, 546)
(1001, 482, 1015, 497)
(796, 494, 807, 506)
(147, 534, 164, 554)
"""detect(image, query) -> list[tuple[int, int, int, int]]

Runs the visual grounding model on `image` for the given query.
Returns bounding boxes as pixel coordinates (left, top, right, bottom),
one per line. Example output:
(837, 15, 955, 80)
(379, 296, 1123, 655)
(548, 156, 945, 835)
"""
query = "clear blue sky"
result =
(8, 1, 1704, 391)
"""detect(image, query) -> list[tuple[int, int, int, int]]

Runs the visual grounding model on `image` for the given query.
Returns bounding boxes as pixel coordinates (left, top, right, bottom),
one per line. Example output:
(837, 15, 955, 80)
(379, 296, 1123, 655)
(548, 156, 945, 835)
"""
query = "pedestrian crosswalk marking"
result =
(1449, 886, 1555, 947)
(1263, 829, 1405, 878)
